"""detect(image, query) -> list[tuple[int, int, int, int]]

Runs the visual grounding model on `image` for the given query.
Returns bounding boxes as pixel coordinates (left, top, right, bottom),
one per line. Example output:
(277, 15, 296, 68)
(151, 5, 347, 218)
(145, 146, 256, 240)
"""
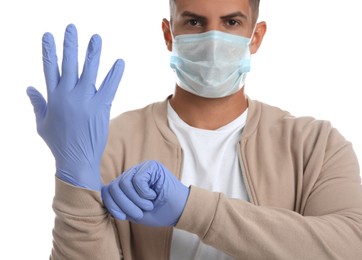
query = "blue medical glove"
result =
(101, 160, 190, 226)
(26, 24, 125, 191)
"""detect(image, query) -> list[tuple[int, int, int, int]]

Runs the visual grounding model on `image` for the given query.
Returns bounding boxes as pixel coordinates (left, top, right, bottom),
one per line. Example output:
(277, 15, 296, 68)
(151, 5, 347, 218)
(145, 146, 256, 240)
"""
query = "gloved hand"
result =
(101, 160, 190, 226)
(26, 24, 125, 191)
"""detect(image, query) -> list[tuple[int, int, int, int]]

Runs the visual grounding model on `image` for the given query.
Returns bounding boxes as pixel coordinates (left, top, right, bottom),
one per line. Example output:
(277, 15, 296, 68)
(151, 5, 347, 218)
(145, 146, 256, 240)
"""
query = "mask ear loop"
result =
(169, 25, 175, 41)
(249, 22, 258, 44)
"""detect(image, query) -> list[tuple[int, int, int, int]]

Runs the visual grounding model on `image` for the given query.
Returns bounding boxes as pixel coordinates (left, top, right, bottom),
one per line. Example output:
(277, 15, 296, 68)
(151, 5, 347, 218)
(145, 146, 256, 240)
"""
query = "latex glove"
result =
(102, 160, 190, 226)
(26, 24, 125, 191)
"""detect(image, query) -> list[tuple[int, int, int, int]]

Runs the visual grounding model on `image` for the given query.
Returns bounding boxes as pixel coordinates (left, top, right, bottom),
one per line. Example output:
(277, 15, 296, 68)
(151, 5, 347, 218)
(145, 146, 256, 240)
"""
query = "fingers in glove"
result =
(78, 34, 101, 95)
(96, 59, 124, 105)
(42, 32, 60, 93)
(26, 87, 47, 127)
(101, 185, 127, 220)
(60, 24, 79, 90)
(107, 180, 144, 221)
(119, 166, 154, 211)
(133, 160, 159, 200)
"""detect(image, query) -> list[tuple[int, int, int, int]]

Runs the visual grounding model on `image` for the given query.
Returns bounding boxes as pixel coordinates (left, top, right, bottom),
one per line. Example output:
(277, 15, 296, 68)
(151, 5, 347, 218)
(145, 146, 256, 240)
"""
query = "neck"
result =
(169, 86, 248, 130)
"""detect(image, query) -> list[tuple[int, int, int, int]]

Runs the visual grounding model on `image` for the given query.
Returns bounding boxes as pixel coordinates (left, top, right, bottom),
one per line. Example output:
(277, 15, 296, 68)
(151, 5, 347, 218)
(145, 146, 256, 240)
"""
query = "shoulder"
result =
(110, 100, 166, 132)
(107, 97, 178, 146)
(246, 99, 357, 172)
(248, 99, 334, 136)
(245, 99, 350, 159)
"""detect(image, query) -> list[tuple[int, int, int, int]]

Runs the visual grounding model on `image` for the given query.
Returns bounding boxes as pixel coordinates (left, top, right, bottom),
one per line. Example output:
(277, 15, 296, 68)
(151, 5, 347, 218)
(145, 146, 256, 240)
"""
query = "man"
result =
(27, 0, 362, 259)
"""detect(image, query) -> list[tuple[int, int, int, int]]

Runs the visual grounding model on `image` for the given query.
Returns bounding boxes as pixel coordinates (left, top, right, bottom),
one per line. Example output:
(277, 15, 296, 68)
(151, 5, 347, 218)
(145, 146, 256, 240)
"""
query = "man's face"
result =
(170, 0, 255, 38)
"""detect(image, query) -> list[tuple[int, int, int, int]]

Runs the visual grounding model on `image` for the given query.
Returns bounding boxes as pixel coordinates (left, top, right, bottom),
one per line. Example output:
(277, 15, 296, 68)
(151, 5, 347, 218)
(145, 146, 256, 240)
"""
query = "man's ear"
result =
(162, 18, 173, 52)
(250, 21, 267, 54)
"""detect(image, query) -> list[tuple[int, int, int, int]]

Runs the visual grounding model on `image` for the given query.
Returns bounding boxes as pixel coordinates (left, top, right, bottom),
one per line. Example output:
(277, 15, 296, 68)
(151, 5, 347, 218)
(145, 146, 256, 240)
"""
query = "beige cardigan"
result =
(51, 97, 362, 259)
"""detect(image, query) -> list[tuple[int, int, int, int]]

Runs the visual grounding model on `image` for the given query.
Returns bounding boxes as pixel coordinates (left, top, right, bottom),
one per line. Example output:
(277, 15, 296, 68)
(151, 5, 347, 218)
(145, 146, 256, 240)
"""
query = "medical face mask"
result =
(170, 30, 253, 98)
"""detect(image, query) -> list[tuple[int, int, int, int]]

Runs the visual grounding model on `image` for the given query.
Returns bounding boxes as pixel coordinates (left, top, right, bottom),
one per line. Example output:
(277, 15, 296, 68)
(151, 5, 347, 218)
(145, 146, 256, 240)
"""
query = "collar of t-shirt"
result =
(167, 101, 248, 133)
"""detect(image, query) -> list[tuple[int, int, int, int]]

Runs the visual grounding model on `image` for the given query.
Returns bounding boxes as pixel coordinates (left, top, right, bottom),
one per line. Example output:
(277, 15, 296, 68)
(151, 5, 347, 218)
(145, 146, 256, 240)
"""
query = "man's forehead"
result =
(173, 0, 252, 18)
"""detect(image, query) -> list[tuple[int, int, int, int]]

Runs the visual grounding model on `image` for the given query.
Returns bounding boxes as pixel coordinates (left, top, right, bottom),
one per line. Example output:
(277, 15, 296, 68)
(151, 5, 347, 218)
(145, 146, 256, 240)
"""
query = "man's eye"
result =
(187, 19, 201, 26)
(226, 19, 240, 26)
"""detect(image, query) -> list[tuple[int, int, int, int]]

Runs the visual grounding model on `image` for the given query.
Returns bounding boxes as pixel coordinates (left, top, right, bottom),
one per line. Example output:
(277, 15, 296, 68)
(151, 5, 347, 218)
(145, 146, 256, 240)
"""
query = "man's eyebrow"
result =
(220, 11, 248, 20)
(181, 11, 207, 21)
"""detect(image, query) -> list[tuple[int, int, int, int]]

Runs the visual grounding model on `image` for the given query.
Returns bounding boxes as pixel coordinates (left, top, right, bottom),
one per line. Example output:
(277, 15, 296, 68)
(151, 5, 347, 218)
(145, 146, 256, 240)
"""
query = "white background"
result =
(1, 0, 361, 259)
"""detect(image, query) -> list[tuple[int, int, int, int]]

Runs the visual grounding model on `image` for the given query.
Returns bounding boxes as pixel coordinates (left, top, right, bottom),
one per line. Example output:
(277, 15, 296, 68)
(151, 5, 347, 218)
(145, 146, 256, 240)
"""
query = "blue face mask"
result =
(170, 30, 253, 98)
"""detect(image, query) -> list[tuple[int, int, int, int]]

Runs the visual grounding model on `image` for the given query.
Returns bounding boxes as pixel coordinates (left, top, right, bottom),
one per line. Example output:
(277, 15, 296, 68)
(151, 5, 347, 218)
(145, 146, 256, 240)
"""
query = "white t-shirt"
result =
(167, 102, 249, 260)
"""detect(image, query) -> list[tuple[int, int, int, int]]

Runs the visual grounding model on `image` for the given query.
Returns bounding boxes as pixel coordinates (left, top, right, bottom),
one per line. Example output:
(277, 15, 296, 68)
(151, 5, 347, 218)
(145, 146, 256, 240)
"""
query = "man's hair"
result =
(169, 0, 260, 24)
(249, 0, 260, 23)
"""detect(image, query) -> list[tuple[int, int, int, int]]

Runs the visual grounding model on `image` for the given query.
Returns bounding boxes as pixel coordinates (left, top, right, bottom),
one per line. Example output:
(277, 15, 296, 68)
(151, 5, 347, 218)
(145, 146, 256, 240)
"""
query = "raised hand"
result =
(102, 160, 190, 226)
(26, 24, 125, 191)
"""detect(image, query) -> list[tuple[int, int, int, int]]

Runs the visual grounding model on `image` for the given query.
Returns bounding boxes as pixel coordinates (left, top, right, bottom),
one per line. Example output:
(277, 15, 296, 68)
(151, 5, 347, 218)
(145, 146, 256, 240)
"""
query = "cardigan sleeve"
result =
(50, 178, 121, 260)
(176, 125, 362, 259)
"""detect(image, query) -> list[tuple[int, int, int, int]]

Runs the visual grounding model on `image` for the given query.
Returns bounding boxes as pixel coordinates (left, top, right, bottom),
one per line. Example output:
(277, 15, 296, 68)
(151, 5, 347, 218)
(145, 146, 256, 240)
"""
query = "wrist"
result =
(174, 185, 190, 225)
(56, 164, 102, 191)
